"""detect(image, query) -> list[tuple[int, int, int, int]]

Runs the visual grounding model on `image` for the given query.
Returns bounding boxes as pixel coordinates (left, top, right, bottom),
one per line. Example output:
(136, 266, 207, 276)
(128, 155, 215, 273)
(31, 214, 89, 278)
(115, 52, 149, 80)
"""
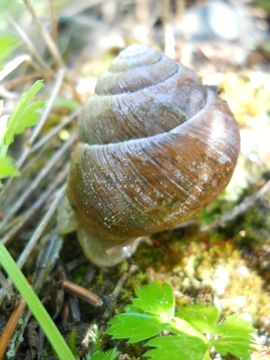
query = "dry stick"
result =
(16, 185, 65, 269)
(136, 0, 149, 23)
(1, 134, 74, 228)
(0, 299, 27, 360)
(60, 0, 108, 17)
(175, 0, 186, 56)
(60, 279, 103, 307)
(8, 232, 63, 357)
(0, 185, 66, 305)
(0, 213, 22, 238)
(2, 73, 48, 91)
(30, 111, 78, 154)
(0, 87, 18, 100)
(22, 0, 65, 68)
(0, 270, 6, 285)
(16, 68, 66, 170)
(103, 273, 128, 320)
(201, 179, 270, 232)
(0, 142, 50, 211)
(2, 169, 67, 245)
(0, 54, 31, 82)
(161, 0, 176, 58)
(8, 16, 53, 75)
(50, 0, 58, 43)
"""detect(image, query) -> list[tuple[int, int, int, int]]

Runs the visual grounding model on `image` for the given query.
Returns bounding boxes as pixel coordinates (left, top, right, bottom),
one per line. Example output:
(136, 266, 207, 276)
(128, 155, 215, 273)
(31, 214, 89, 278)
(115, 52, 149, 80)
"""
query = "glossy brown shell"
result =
(67, 45, 240, 244)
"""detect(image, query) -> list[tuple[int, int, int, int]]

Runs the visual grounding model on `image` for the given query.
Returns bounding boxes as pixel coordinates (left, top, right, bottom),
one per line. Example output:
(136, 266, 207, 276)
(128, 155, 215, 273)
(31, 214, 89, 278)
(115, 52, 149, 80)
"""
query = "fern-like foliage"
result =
(107, 282, 257, 360)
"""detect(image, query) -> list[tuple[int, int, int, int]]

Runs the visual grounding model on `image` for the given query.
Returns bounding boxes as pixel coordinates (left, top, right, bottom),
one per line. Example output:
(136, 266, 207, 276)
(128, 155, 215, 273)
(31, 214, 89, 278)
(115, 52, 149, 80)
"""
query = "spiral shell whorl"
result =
(68, 45, 240, 247)
(78, 45, 206, 145)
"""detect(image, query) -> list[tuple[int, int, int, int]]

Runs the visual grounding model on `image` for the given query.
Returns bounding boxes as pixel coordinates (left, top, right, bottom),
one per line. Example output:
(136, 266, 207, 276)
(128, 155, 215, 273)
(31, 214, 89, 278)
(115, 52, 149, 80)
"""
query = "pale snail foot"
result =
(57, 196, 143, 267)
(77, 227, 143, 267)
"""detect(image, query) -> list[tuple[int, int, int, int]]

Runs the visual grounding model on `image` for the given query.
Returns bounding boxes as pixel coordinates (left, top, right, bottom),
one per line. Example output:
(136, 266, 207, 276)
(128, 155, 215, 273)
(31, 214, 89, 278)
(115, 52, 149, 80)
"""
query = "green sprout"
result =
(107, 282, 257, 360)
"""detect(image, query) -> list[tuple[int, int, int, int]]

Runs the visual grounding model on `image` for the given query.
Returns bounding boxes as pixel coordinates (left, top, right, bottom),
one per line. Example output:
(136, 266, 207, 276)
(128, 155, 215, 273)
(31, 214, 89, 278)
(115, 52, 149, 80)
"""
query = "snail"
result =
(58, 44, 240, 267)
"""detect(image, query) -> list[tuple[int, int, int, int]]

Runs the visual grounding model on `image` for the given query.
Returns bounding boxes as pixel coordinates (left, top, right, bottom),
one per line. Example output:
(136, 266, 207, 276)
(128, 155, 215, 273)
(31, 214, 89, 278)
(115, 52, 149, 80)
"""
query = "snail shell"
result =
(67, 44, 240, 266)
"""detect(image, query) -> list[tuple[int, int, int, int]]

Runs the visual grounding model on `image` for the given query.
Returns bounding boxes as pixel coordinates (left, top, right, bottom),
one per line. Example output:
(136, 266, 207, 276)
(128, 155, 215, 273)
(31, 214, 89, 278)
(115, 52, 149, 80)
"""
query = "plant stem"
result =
(169, 317, 207, 342)
(0, 241, 75, 360)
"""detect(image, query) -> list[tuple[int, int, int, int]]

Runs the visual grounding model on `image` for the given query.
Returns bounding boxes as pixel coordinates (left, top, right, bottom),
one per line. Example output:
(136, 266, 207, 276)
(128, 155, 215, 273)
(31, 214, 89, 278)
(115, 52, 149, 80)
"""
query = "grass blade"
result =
(0, 241, 75, 360)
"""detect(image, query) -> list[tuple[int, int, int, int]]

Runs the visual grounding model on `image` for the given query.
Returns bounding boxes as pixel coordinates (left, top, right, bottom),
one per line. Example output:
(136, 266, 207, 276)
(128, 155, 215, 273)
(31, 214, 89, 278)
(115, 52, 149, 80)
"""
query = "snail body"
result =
(65, 45, 240, 267)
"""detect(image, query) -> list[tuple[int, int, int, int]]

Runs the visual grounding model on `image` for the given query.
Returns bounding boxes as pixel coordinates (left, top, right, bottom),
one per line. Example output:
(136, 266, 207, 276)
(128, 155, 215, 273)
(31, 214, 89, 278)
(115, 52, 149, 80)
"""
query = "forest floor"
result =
(0, 1, 270, 359)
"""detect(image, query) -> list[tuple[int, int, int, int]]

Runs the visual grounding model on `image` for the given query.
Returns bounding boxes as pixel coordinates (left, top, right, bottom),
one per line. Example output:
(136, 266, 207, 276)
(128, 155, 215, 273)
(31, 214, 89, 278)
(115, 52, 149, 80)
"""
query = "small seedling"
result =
(88, 348, 119, 360)
(0, 79, 44, 184)
(107, 282, 257, 360)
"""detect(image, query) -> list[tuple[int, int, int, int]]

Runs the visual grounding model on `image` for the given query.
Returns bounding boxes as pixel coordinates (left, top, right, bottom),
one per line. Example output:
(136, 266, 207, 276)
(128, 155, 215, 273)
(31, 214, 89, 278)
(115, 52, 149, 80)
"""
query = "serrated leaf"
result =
(106, 312, 166, 343)
(212, 337, 254, 360)
(176, 305, 220, 334)
(90, 348, 119, 360)
(169, 316, 207, 340)
(0, 156, 17, 178)
(145, 335, 209, 360)
(4, 80, 44, 148)
(132, 283, 175, 319)
(213, 313, 255, 337)
(211, 314, 256, 360)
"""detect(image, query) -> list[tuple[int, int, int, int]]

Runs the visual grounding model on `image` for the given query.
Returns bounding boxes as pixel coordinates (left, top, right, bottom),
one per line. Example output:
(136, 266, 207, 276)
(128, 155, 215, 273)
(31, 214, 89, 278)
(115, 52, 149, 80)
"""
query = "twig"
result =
(0, 87, 19, 100)
(161, 0, 175, 58)
(0, 270, 6, 285)
(68, 296, 81, 323)
(0, 214, 21, 238)
(30, 110, 78, 154)
(8, 233, 63, 357)
(103, 273, 128, 320)
(60, 0, 108, 17)
(3, 73, 48, 90)
(175, 0, 187, 57)
(16, 184, 65, 269)
(0, 143, 49, 208)
(0, 185, 66, 304)
(1, 134, 74, 227)
(8, 16, 53, 74)
(60, 279, 103, 307)
(0, 299, 26, 359)
(16, 68, 66, 170)
(2, 168, 67, 245)
(201, 179, 270, 232)
(50, 0, 58, 43)
(0, 54, 31, 82)
(22, 0, 65, 68)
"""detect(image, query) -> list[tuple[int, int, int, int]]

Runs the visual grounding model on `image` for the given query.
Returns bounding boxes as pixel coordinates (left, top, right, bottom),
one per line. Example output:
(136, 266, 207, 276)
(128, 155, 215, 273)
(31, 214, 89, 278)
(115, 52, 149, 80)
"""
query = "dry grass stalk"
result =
(0, 299, 26, 359)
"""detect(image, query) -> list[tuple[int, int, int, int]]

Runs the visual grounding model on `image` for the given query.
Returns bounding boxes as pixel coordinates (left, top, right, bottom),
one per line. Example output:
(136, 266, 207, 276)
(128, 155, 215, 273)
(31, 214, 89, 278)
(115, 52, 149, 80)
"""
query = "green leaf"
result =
(0, 155, 17, 178)
(14, 101, 44, 132)
(0, 35, 17, 67)
(106, 283, 257, 360)
(176, 305, 220, 334)
(211, 314, 256, 360)
(132, 282, 175, 319)
(106, 312, 166, 343)
(145, 335, 209, 360)
(169, 316, 207, 340)
(3, 80, 44, 149)
(213, 337, 254, 360)
(90, 348, 119, 360)
(214, 313, 256, 336)
(0, 242, 75, 359)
